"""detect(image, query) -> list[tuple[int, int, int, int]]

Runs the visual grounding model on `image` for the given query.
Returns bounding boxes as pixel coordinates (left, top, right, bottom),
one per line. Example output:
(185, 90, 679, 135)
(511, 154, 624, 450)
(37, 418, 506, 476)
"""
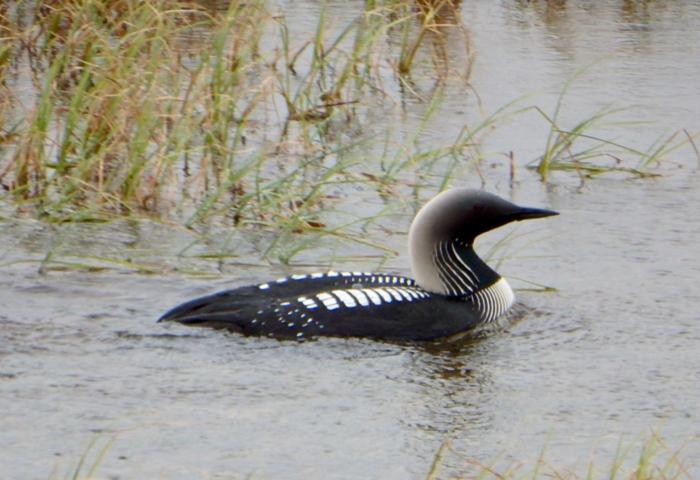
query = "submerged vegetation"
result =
(0, 0, 696, 267)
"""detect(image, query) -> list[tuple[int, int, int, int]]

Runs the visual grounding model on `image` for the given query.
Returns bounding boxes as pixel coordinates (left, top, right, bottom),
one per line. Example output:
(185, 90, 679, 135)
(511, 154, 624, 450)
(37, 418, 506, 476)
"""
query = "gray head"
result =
(408, 189, 558, 294)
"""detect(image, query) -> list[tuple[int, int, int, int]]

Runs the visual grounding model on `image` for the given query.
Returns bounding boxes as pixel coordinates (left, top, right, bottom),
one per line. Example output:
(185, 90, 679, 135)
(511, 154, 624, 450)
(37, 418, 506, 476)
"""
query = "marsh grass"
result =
(394, 0, 470, 78)
(1, 1, 695, 268)
(50, 432, 694, 480)
(49, 435, 115, 480)
(0, 0, 488, 267)
(0, 1, 472, 234)
(529, 66, 698, 183)
(426, 432, 695, 480)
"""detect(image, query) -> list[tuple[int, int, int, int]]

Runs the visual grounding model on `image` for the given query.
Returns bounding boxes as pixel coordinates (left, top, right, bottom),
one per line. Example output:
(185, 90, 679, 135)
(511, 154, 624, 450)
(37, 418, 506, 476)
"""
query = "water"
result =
(2, 1, 700, 478)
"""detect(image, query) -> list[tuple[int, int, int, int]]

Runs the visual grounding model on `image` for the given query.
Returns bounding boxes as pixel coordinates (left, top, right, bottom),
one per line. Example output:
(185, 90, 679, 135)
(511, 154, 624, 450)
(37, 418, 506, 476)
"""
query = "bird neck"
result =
(412, 238, 501, 297)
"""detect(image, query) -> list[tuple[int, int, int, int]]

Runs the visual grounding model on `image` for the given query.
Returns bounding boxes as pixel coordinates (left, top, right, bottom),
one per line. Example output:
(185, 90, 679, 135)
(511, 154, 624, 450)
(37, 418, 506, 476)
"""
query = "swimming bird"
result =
(159, 189, 557, 341)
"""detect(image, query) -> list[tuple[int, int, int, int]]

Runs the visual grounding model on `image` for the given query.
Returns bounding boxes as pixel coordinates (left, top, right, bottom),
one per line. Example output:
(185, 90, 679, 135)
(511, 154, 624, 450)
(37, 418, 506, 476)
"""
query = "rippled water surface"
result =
(2, 1, 700, 478)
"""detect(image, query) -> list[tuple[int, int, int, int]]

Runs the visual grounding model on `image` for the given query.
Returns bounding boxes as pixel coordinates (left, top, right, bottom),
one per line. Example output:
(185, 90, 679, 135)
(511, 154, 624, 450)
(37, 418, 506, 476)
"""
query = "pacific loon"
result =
(159, 189, 557, 341)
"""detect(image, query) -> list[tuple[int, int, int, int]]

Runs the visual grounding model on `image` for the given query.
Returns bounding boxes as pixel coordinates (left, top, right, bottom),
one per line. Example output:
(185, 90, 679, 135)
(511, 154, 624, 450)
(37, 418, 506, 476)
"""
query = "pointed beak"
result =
(513, 206, 559, 221)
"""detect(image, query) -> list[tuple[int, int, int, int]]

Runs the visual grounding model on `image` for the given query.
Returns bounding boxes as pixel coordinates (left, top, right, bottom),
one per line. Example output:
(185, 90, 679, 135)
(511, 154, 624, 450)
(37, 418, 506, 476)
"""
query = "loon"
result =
(159, 189, 557, 341)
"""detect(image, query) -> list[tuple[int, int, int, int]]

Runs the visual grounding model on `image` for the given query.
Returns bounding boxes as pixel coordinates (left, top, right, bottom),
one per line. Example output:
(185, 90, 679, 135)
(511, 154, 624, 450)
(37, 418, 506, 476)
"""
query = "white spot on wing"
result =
(317, 292, 339, 310)
(347, 289, 370, 307)
(395, 288, 414, 301)
(258, 283, 270, 290)
(362, 289, 383, 306)
(413, 289, 428, 299)
(374, 288, 392, 303)
(299, 296, 318, 310)
(384, 287, 404, 302)
(404, 289, 421, 300)
(333, 290, 357, 308)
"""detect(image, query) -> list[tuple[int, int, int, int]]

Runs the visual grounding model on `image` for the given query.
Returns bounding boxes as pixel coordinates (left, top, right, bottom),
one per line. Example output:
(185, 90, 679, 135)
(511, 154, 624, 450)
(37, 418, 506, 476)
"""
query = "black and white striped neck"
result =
(432, 238, 499, 297)
(432, 237, 516, 323)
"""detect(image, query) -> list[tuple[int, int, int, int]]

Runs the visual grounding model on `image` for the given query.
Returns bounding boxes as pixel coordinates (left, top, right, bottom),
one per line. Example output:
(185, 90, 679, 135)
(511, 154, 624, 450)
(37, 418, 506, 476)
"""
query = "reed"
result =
(1, 1, 693, 269)
(426, 432, 695, 480)
(529, 65, 697, 182)
(0, 1, 472, 228)
(47, 435, 115, 480)
(396, 0, 468, 78)
(49, 432, 694, 480)
(0, 0, 476, 266)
